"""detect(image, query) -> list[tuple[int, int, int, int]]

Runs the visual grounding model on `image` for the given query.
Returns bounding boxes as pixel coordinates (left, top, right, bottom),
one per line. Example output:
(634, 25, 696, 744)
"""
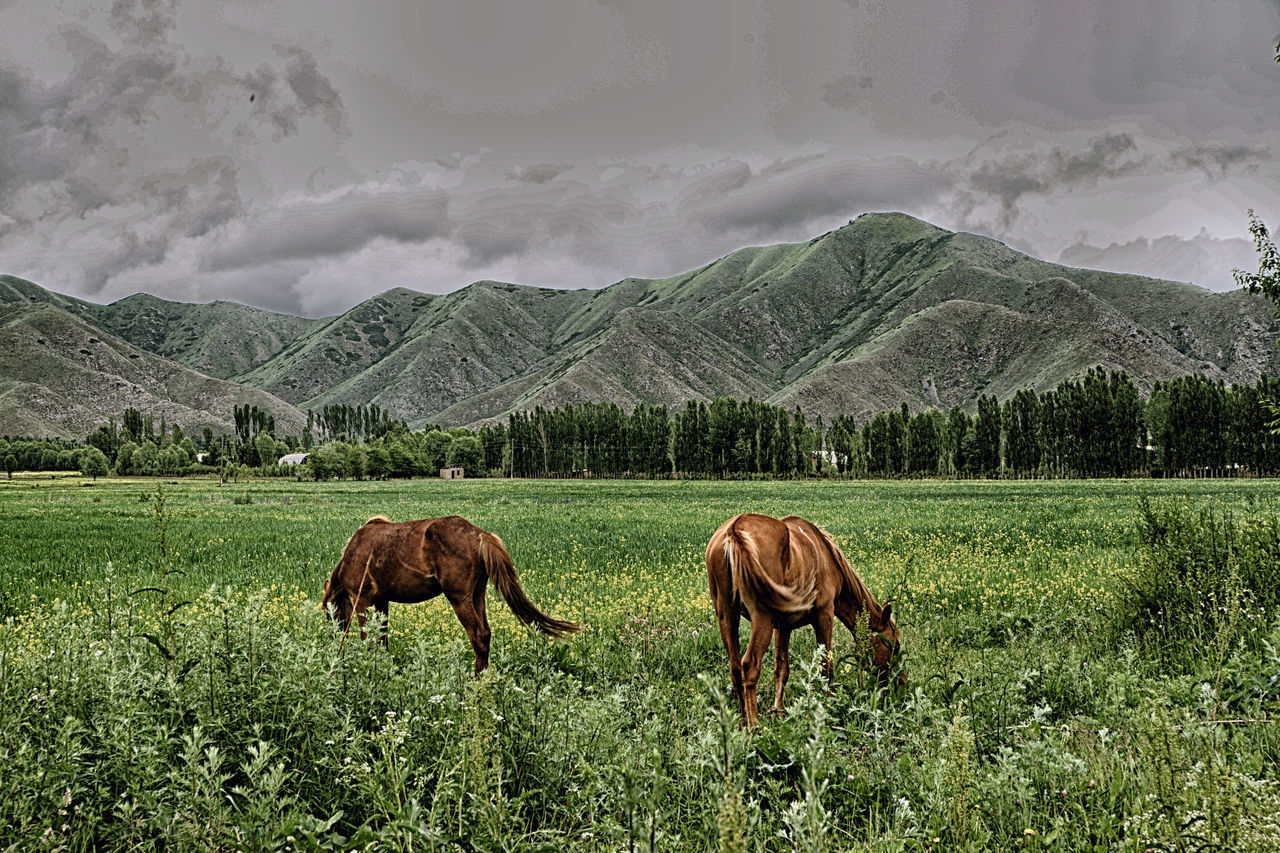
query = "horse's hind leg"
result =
(740, 615, 774, 730)
(446, 592, 491, 675)
(769, 627, 792, 717)
(714, 601, 745, 720)
(472, 581, 491, 671)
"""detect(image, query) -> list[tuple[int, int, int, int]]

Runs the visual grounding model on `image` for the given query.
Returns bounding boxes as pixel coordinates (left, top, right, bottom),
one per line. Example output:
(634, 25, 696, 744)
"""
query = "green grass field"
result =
(1, 475, 1278, 851)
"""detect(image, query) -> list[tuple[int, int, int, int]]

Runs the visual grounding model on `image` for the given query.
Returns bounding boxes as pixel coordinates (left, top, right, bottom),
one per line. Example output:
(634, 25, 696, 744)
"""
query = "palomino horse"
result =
(706, 513, 902, 727)
(322, 515, 580, 673)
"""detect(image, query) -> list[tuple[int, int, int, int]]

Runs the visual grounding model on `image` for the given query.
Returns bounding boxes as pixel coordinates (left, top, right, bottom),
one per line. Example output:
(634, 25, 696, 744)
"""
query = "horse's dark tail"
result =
(479, 532, 582, 638)
(724, 520, 815, 614)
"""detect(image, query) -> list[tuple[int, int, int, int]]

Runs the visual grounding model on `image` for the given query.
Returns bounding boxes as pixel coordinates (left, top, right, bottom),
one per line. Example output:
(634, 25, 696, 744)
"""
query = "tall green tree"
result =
(1110, 371, 1145, 475)
(421, 429, 453, 474)
(123, 408, 143, 443)
(945, 405, 970, 476)
(708, 397, 739, 476)
(792, 407, 815, 475)
(1003, 389, 1040, 477)
(864, 412, 890, 476)
(446, 435, 484, 474)
(774, 407, 794, 476)
(907, 409, 941, 476)
(974, 394, 1002, 476)
(1235, 209, 1280, 431)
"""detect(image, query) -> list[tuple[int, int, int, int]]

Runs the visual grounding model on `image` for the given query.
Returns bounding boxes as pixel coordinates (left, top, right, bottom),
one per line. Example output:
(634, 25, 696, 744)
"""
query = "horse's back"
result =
(335, 517, 457, 602)
(780, 515, 829, 559)
(707, 513, 821, 616)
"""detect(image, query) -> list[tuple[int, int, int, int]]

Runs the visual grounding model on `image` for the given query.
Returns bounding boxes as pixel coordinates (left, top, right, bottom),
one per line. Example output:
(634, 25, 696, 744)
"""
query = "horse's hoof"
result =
(765, 707, 786, 719)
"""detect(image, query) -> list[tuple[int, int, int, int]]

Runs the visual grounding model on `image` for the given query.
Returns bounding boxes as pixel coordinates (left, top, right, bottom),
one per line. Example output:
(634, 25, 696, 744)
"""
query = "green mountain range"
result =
(2, 213, 1277, 438)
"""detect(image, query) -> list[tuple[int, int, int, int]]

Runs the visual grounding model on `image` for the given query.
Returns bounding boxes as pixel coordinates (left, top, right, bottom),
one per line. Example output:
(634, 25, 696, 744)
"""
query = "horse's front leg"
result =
(375, 599, 390, 648)
(349, 592, 378, 641)
(813, 609, 835, 689)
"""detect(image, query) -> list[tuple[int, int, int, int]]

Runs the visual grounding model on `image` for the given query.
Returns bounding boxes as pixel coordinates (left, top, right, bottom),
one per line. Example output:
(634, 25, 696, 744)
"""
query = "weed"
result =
(0, 477, 1277, 850)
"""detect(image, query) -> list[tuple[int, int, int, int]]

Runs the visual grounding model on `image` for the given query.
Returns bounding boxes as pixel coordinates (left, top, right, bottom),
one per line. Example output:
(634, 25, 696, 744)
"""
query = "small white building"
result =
(440, 466, 464, 479)
(278, 452, 310, 466)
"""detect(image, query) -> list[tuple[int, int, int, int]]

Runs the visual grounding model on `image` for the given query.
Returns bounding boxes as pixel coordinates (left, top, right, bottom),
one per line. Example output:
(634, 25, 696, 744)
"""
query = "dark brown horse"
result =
(706, 513, 902, 727)
(322, 515, 581, 673)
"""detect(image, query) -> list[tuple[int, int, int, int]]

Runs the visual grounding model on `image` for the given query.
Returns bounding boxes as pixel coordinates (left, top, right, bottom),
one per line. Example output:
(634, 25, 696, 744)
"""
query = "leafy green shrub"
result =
(1122, 495, 1280, 652)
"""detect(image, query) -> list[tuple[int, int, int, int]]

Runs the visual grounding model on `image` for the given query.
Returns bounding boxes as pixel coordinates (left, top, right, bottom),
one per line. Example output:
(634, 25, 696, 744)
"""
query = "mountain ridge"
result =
(0, 300, 308, 438)
(2, 213, 1277, 438)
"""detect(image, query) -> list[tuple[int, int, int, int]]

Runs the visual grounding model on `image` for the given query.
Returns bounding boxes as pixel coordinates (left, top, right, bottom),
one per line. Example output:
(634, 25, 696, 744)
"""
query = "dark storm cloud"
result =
(67, 158, 242, 289)
(449, 180, 637, 271)
(819, 74, 875, 111)
(1049, 134, 1144, 184)
(506, 164, 574, 184)
(456, 225, 531, 267)
(0, 26, 344, 193)
(677, 162, 754, 207)
(0, 30, 167, 208)
(202, 185, 451, 272)
(0, 23, 249, 291)
(244, 46, 349, 139)
(82, 229, 171, 290)
(680, 157, 954, 240)
(1171, 142, 1270, 179)
(2, 0, 1277, 314)
(107, 0, 178, 44)
(420, 153, 956, 288)
(962, 133, 1147, 227)
(1059, 231, 1259, 291)
(0, 9, 350, 293)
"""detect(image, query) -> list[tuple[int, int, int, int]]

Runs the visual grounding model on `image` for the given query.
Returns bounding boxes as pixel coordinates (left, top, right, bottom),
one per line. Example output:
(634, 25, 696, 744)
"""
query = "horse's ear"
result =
(881, 602, 893, 624)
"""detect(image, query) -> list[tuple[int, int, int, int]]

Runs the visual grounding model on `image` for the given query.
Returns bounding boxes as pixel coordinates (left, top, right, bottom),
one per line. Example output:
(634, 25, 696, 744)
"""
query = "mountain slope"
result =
(433, 306, 779, 423)
(243, 212, 1275, 425)
(4, 212, 1278, 434)
(236, 283, 600, 417)
(91, 293, 322, 379)
(774, 297, 1207, 420)
(0, 275, 319, 379)
(0, 302, 307, 438)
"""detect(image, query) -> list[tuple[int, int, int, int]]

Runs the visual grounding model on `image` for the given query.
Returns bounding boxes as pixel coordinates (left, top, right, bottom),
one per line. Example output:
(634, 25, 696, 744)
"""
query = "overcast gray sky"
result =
(2, 0, 1278, 316)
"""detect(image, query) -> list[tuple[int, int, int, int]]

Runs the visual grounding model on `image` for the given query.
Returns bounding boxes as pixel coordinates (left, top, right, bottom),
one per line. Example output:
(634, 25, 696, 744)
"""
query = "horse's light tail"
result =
(480, 532, 582, 638)
(724, 523, 815, 614)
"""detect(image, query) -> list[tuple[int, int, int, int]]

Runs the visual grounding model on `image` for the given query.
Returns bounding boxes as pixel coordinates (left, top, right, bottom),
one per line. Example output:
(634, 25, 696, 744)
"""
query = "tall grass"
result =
(0, 477, 1277, 850)
(1122, 494, 1280, 657)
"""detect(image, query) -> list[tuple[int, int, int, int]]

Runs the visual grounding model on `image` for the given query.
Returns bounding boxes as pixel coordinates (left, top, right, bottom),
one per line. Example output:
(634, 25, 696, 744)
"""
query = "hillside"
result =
(0, 275, 319, 379)
(0, 302, 307, 438)
(3, 213, 1278, 435)
(228, 213, 1276, 426)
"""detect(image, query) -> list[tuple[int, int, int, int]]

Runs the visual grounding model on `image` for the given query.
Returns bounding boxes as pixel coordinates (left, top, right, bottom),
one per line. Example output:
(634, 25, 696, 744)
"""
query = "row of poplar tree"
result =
(504, 369, 1280, 479)
(9, 368, 1278, 480)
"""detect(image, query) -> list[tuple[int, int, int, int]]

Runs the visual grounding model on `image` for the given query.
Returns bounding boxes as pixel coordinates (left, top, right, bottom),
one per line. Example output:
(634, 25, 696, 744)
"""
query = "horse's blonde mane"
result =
(366, 515, 391, 524)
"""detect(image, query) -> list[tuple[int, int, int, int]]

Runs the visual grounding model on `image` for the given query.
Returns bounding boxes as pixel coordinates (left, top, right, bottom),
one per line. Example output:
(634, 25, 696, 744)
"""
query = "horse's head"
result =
(870, 602, 905, 688)
(321, 575, 353, 629)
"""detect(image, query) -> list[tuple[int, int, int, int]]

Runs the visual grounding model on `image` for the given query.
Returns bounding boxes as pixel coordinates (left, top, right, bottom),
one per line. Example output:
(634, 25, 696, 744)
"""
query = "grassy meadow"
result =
(1, 474, 1278, 851)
